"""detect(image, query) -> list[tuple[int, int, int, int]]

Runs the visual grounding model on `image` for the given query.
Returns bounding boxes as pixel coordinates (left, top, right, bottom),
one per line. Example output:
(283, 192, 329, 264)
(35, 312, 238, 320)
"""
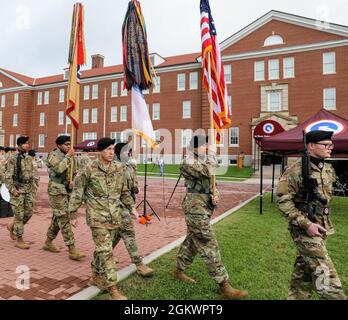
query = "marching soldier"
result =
(113, 142, 154, 277)
(43, 135, 85, 261)
(68, 138, 134, 300)
(277, 130, 346, 300)
(5, 136, 38, 249)
(0, 146, 6, 183)
(173, 135, 248, 299)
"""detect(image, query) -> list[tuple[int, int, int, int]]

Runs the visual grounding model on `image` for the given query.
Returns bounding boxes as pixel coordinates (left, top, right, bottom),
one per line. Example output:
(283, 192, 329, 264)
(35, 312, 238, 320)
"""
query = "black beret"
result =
(189, 135, 209, 149)
(4, 147, 10, 153)
(10, 147, 17, 152)
(56, 135, 71, 146)
(28, 150, 36, 157)
(0, 146, 5, 151)
(17, 136, 29, 146)
(305, 130, 334, 144)
(97, 137, 115, 151)
(114, 143, 129, 159)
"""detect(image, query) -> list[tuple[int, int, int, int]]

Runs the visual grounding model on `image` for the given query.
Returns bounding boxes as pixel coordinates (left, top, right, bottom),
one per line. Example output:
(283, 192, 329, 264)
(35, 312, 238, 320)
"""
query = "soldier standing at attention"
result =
(0, 146, 6, 183)
(5, 136, 38, 249)
(277, 130, 346, 300)
(113, 142, 154, 277)
(68, 138, 134, 300)
(43, 135, 85, 261)
(173, 135, 248, 300)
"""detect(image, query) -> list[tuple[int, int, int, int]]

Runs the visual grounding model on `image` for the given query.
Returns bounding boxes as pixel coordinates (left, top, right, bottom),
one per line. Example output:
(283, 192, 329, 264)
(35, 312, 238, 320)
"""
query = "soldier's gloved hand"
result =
(306, 223, 327, 237)
(67, 148, 75, 157)
(211, 194, 220, 206)
(71, 219, 78, 228)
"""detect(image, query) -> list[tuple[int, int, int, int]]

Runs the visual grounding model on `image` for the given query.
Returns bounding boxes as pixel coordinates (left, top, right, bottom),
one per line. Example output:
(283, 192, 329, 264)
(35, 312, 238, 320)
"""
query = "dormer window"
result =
(63, 68, 69, 80)
(264, 34, 284, 47)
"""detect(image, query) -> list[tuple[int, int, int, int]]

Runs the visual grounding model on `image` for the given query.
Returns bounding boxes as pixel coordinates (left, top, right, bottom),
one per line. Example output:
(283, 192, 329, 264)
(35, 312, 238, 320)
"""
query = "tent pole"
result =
(260, 152, 263, 215)
(271, 156, 275, 203)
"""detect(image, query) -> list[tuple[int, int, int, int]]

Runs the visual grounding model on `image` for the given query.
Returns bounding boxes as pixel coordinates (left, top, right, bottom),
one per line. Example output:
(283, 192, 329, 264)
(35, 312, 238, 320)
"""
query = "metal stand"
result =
(271, 158, 276, 203)
(260, 152, 263, 215)
(165, 173, 182, 209)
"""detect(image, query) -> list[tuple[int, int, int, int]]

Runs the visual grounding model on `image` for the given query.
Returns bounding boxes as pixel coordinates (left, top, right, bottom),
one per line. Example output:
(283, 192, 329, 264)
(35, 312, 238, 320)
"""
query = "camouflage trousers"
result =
(114, 210, 141, 265)
(177, 210, 229, 284)
(47, 194, 75, 246)
(288, 230, 346, 300)
(10, 192, 35, 237)
(91, 227, 122, 288)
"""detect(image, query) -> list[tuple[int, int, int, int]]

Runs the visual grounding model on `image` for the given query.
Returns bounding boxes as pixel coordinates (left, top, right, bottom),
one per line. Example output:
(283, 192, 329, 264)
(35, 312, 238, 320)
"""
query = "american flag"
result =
(200, 0, 231, 144)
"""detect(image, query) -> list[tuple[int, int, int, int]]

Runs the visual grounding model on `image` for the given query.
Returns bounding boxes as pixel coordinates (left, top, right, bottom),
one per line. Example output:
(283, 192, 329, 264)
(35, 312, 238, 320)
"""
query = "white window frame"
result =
(217, 129, 225, 147)
(59, 89, 65, 103)
(39, 112, 45, 127)
(227, 96, 232, 116)
(153, 76, 161, 93)
(1, 95, 5, 108)
(254, 61, 265, 81)
(58, 111, 64, 125)
(181, 129, 193, 148)
(183, 101, 191, 119)
(13, 113, 18, 127)
(120, 105, 127, 122)
(121, 81, 128, 96)
(38, 134, 45, 148)
(268, 59, 279, 80)
(152, 103, 160, 120)
(83, 109, 89, 124)
(224, 65, 232, 84)
(323, 52, 336, 75)
(91, 108, 98, 123)
(92, 84, 98, 100)
(268, 91, 282, 112)
(84, 85, 90, 100)
(111, 131, 124, 143)
(189, 72, 198, 90)
(14, 93, 19, 106)
(0, 111, 2, 127)
(37, 92, 42, 105)
(111, 106, 117, 122)
(177, 73, 186, 91)
(323, 88, 336, 110)
(9, 134, 14, 147)
(111, 82, 118, 97)
(44, 91, 50, 104)
(66, 116, 71, 125)
(229, 127, 239, 147)
(83, 132, 97, 141)
(283, 57, 295, 79)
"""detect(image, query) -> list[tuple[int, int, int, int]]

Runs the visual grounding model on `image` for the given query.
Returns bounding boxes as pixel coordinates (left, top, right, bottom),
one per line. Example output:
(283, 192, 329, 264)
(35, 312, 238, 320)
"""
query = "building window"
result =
(37, 92, 42, 105)
(152, 103, 160, 120)
(143, 88, 150, 95)
(9, 134, 14, 147)
(0, 111, 2, 127)
(189, 72, 198, 90)
(283, 57, 295, 78)
(91, 108, 98, 123)
(268, 91, 281, 112)
(268, 59, 279, 80)
(217, 129, 225, 147)
(227, 96, 232, 115)
(14, 93, 19, 106)
(224, 65, 232, 84)
(59, 89, 65, 103)
(323, 88, 336, 110)
(83, 109, 89, 124)
(254, 61, 265, 81)
(177, 73, 186, 91)
(264, 34, 284, 46)
(38, 134, 45, 148)
(120, 105, 127, 122)
(323, 52, 336, 74)
(230, 127, 239, 147)
(111, 106, 117, 122)
(1, 95, 5, 108)
(181, 129, 193, 148)
(44, 91, 50, 104)
(58, 111, 64, 125)
(40, 112, 45, 127)
(111, 82, 118, 97)
(183, 101, 191, 119)
(84, 85, 90, 100)
(153, 76, 161, 93)
(121, 81, 128, 96)
(13, 113, 18, 127)
(153, 130, 161, 143)
(111, 131, 123, 143)
(83, 132, 97, 141)
(66, 116, 71, 125)
(92, 84, 98, 100)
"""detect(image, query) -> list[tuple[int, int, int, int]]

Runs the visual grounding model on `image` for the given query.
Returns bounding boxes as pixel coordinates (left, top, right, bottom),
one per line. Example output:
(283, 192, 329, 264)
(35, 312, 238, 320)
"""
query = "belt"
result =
(296, 203, 331, 216)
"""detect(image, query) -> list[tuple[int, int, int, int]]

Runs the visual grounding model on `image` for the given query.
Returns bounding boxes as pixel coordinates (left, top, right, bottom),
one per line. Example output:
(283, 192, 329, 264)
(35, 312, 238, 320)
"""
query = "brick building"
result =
(1, 10, 348, 165)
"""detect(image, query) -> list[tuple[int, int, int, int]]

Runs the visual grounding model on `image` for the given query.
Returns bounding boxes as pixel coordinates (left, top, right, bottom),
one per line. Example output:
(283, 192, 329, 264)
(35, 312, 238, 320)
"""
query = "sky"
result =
(0, 0, 347, 78)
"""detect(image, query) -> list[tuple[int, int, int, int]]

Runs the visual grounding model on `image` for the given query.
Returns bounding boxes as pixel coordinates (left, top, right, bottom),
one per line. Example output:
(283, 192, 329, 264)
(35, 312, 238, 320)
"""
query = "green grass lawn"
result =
(137, 164, 253, 180)
(94, 194, 348, 300)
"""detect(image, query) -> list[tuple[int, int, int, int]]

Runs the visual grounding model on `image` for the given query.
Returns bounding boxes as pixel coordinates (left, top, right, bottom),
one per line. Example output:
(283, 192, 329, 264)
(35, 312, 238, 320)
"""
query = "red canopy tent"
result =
(261, 109, 348, 154)
(73, 140, 98, 151)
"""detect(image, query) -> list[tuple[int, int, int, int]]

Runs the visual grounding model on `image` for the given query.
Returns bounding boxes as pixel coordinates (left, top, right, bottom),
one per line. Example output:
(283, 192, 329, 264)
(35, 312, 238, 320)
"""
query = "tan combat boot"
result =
(15, 237, 30, 250)
(136, 263, 154, 277)
(108, 286, 128, 300)
(43, 239, 60, 253)
(6, 222, 16, 240)
(68, 245, 85, 261)
(219, 281, 248, 300)
(88, 272, 107, 291)
(172, 268, 196, 283)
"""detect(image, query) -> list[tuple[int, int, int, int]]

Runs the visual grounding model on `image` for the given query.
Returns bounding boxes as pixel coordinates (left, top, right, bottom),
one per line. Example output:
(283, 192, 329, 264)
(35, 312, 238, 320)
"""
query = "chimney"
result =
(91, 54, 105, 69)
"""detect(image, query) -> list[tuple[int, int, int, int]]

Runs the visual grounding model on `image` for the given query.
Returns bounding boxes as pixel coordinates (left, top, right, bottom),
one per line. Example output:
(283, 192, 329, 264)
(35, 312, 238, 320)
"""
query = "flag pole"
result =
(207, 53, 216, 195)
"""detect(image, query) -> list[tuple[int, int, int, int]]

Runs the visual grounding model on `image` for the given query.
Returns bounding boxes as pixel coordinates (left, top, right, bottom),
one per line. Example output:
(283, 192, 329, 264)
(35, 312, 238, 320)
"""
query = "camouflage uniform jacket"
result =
(5, 153, 38, 194)
(115, 159, 138, 201)
(277, 158, 336, 235)
(180, 155, 218, 213)
(68, 158, 134, 229)
(0, 155, 6, 183)
(46, 148, 75, 196)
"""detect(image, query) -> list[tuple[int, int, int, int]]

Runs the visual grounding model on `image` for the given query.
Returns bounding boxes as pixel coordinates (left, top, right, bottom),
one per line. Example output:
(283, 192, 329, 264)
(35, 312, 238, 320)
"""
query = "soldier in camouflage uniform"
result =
(5, 136, 38, 249)
(173, 135, 248, 300)
(0, 146, 6, 184)
(277, 130, 346, 300)
(68, 138, 134, 300)
(43, 136, 85, 261)
(113, 143, 154, 277)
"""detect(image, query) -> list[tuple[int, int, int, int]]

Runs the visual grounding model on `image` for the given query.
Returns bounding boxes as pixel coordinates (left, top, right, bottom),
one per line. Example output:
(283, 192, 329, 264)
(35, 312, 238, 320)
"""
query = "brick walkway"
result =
(0, 170, 264, 300)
